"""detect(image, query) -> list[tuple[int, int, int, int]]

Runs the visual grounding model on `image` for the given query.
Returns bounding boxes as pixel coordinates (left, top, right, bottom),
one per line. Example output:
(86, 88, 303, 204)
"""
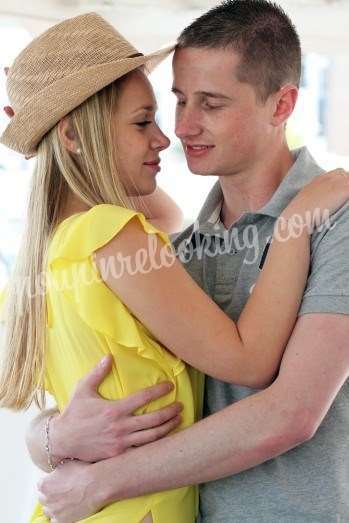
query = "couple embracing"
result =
(1, 2, 349, 522)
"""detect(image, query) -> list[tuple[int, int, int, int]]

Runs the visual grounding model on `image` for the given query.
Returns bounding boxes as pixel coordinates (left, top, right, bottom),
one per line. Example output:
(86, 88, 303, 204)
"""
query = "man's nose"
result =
(175, 108, 201, 139)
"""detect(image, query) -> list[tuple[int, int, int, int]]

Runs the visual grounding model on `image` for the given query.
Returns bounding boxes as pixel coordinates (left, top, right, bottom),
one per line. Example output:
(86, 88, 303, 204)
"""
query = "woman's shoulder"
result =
(48, 203, 169, 266)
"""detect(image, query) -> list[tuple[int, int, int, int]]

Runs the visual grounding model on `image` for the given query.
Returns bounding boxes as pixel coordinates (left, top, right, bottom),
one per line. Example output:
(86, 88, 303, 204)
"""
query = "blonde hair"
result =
(0, 76, 133, 410)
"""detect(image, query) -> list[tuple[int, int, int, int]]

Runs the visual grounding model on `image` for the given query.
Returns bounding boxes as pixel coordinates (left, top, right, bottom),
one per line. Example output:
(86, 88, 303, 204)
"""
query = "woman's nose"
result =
(151, 127, 170, 151)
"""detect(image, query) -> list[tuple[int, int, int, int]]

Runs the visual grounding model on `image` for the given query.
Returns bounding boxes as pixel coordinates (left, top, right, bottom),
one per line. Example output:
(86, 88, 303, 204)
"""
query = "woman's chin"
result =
(126, 181, 157, 198)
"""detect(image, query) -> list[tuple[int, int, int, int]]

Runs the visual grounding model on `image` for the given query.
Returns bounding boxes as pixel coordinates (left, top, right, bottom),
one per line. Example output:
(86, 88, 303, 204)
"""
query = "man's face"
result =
(172, 47, 274, 177)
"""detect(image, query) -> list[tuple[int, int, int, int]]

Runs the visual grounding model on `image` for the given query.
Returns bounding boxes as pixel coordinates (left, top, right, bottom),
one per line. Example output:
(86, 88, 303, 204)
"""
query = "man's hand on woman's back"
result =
(26, 355, 182, 471)
(51, 355, 182, 462)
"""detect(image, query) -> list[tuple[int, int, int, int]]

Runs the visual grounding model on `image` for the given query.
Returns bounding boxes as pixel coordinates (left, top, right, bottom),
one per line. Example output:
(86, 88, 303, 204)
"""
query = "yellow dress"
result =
(30, 203, 204, 523)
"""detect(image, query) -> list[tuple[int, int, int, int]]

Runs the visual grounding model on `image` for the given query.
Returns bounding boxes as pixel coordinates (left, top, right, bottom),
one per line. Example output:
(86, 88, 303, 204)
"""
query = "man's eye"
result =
(203, 102, 221, 110)
(176, 100, 186, 106)
(136, 121, 151, 127)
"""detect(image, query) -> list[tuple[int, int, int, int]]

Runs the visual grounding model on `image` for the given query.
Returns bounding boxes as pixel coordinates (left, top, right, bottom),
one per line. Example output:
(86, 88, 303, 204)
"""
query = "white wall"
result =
(0, 405, 41, 523)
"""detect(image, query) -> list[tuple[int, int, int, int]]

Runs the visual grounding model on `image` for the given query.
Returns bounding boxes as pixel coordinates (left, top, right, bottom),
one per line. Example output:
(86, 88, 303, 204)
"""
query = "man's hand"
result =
(50, 355, 182, 463)
(38, 460, 101, 523)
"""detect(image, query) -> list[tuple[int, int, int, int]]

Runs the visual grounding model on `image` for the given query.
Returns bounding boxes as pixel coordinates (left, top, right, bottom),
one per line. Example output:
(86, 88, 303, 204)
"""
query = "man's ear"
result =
(58, 117, 79, 154)
(270, 84, 299, 127)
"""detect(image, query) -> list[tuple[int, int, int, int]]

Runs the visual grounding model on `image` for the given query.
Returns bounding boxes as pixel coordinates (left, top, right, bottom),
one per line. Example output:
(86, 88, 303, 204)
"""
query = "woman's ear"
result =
(58, 117, 80, 154)
(270, 84, 299, 127)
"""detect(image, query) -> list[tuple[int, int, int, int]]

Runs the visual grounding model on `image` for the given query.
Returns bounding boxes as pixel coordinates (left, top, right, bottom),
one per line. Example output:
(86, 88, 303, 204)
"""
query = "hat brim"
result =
(0, 44, 174, 156)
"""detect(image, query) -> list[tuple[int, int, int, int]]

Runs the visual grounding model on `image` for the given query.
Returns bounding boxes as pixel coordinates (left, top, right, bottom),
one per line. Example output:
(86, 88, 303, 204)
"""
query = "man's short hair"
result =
(177, 0, 301, 102)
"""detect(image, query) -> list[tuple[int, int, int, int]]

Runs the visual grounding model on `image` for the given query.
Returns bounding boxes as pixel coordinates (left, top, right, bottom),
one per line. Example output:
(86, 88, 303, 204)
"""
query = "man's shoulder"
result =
(313, 201, 349, 244)
(170, 222, 196, 250)
(331, 200, 349, 222)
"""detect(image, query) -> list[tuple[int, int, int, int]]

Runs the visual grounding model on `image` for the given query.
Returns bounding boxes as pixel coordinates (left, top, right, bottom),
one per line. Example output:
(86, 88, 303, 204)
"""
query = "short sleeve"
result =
(299, 202, 349, 316)
(48, 203, 170, 264)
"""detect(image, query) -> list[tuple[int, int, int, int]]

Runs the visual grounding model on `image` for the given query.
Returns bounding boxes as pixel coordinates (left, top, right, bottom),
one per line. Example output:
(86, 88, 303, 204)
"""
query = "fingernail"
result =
(100, 355, 110, 366)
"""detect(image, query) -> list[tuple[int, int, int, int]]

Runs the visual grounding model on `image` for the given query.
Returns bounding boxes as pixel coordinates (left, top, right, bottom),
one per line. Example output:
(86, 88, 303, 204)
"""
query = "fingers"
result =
(329, 168, 348, 176)
(43, 506, 58, 523)
(324, 168, 349, 181)
(126, 402, 183, 432)
(336, 169, 349, 179)
(327, 169, 349, 190)
(3, 69, 15, 120)
(3, 106, 15, 118)
(126, 414, 182, 447)
(42, 506, 52, 519)
(75, 355, 113, 396)
(116, 381, 174, 415)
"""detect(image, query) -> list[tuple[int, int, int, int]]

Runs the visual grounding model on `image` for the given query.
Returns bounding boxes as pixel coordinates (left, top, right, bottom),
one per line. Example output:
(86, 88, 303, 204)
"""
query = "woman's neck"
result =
(59, 193, 90, 223)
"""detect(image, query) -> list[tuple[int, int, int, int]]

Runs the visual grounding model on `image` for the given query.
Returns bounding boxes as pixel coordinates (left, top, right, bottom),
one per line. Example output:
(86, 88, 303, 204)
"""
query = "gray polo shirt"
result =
(172, 147, 349, 523)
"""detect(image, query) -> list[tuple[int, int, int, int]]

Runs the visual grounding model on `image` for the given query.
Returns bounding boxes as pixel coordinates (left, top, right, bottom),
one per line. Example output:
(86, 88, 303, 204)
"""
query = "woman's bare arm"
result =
(95, 215, 307, 388)
(26, 408, 60, 472)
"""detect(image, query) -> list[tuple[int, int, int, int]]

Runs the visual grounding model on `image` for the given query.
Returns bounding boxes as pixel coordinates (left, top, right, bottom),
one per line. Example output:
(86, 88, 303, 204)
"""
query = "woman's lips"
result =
(185, 145, 215, 158)
(143, 160, 161, 173)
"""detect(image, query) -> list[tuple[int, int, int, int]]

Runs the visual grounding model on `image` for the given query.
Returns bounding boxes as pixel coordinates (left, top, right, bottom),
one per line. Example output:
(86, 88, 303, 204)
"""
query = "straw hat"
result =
(0, 12, 174, 156)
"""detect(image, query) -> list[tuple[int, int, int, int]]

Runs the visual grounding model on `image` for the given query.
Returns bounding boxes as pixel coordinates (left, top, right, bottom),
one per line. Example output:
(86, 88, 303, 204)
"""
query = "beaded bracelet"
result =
(44, 415, 75, 471)
(44, 415, 57, 471)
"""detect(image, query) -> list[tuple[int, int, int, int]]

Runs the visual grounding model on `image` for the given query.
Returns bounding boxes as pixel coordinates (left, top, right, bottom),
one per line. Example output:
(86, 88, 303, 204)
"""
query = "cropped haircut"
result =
(177, 0, 302, 101)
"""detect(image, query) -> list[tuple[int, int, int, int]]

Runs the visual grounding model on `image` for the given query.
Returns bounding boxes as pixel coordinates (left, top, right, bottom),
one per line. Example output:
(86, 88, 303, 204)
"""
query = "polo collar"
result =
(195, 147, 323, 237)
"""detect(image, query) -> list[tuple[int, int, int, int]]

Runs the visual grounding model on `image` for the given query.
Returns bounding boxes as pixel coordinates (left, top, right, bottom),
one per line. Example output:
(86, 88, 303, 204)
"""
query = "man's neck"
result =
(220, 144, 294, 228)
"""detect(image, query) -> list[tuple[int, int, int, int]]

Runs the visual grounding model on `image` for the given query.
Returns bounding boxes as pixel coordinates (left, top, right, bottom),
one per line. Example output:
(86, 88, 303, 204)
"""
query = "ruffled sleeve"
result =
(47, 204, 185, 376)
(48, 204, 170, 263)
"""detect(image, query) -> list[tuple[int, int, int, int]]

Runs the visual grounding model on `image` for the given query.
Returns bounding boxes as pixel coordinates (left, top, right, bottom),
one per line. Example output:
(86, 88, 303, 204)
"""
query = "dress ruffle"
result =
(47, 204, 185, 377)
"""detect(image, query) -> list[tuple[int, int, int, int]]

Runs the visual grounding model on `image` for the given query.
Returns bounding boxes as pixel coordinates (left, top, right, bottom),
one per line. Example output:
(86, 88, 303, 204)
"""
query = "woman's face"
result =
(114, 70, 170, 196)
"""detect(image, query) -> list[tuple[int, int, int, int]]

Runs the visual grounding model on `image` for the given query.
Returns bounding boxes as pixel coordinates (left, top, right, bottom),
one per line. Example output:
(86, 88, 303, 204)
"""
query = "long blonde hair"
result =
(0, 76, 133, 410)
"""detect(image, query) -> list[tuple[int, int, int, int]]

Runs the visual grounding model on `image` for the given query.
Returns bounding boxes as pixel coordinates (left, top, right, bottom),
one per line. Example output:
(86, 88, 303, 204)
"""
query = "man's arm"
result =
(91, 313, 349, 503)
(87, 201, 349, 502)
(38, 312, 349, 519)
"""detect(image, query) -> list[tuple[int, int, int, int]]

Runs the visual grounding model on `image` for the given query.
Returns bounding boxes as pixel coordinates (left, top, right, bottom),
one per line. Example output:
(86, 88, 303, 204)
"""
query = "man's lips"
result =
(184, 144, 215, 158)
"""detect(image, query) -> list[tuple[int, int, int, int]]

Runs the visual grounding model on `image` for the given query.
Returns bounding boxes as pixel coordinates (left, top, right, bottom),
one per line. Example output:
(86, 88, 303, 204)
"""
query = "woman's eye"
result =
(176, 100, 186, 106)
(136, 121, 152, 127)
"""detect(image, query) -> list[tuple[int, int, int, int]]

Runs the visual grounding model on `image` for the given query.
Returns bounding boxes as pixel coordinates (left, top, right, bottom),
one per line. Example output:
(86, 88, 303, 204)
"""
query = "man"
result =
(29, 1, 349, 521)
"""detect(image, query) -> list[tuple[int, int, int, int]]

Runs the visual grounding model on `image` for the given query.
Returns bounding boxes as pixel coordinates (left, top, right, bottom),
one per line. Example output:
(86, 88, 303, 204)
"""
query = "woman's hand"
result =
(281, 169, 349, 233)
(3, 66, 34, 160)
(38, 460, 101, 523)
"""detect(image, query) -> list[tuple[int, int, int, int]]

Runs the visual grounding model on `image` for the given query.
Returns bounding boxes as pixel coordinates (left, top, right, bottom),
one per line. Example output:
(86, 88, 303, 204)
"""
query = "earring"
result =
(76, 147, 81, 154)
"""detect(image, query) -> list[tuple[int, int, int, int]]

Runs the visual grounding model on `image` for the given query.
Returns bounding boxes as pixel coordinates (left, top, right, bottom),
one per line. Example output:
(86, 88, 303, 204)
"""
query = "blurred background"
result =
(0, 0, 348, 521)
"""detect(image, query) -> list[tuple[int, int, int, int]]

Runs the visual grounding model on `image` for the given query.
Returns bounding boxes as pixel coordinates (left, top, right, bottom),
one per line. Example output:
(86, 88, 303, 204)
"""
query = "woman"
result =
(0, 12, 348, 523)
